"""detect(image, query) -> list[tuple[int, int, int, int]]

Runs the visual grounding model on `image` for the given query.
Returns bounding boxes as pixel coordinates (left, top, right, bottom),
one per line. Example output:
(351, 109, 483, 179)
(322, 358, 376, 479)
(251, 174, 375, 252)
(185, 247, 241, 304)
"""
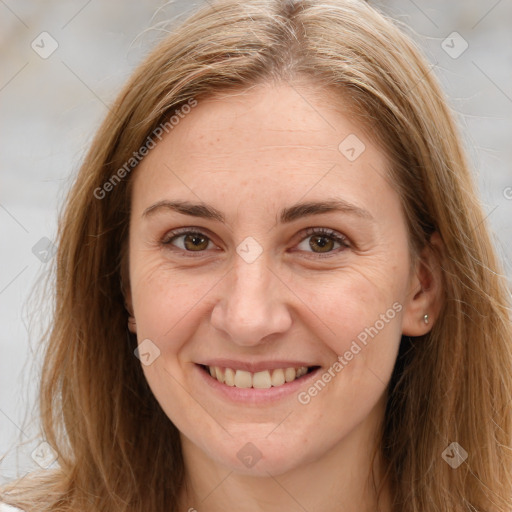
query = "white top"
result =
(0, 503, 24, 512)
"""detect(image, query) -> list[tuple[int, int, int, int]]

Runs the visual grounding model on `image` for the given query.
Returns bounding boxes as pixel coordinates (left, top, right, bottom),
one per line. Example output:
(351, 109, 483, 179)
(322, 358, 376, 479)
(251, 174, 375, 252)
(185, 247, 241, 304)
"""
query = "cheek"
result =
(293, 278, 402, 434)
(129, 254, 214, 339)
(297, 267, 405, 379)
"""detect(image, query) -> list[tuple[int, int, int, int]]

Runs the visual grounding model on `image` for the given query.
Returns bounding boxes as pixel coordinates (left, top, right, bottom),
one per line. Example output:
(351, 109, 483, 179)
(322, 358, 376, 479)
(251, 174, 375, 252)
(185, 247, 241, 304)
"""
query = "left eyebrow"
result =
(142, 198, 374, 223)
(279, 199, 374, 223)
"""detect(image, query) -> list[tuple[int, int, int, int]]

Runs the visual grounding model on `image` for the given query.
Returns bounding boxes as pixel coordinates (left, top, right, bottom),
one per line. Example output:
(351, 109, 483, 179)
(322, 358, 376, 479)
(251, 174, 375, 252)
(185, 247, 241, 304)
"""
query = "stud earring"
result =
(423, 314, 429, 324)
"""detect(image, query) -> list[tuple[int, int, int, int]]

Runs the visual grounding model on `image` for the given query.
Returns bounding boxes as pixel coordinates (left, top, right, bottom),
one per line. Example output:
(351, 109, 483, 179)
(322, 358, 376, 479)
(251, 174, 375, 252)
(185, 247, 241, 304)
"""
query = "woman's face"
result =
(127, 82, 423, 476)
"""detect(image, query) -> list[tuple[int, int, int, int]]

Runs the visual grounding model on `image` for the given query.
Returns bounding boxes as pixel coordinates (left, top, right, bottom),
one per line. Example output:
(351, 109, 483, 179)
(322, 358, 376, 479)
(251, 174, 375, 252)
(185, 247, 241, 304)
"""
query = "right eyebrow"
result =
(142, 200, 225, 222)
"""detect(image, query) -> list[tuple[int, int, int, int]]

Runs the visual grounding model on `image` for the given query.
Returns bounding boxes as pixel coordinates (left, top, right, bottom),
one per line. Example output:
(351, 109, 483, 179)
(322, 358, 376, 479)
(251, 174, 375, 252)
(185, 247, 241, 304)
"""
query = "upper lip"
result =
(196, 359, 320, 373)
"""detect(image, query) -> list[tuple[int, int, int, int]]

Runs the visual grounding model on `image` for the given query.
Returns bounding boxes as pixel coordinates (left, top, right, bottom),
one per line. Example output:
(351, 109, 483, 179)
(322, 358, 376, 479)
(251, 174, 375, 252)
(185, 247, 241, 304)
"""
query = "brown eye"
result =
(295, 227, 350, 257)
(309, 235, 336, 253)
(182, 233, 209, 251)
(162, 230, 213, 252)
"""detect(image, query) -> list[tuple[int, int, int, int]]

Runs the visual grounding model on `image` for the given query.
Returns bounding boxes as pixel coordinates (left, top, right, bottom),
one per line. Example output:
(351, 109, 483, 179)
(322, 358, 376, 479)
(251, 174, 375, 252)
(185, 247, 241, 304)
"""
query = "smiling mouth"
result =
(199, 364, 320, 389)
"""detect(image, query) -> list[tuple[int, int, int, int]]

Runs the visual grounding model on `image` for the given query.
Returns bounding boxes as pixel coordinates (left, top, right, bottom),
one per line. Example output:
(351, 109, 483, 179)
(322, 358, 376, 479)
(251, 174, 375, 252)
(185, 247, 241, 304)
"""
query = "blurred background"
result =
(1, 0, 511, 483)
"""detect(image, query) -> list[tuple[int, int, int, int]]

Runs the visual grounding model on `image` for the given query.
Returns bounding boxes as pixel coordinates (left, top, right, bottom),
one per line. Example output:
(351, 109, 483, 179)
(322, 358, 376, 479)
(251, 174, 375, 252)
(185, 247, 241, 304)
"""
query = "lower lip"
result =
(194, 364, 322, 404)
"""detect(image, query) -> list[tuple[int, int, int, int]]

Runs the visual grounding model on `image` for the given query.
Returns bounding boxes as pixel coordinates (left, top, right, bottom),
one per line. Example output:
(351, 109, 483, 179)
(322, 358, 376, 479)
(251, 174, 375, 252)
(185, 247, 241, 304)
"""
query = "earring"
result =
(423, 314, 429, 324)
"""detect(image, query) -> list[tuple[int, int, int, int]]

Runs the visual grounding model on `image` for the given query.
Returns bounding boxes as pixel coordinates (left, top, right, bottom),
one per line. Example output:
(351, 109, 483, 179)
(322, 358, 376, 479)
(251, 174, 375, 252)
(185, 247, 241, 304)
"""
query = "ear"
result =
(120, 254, 137, 334)
(401, 232, 444, 336)
(126, 294, 137, 334)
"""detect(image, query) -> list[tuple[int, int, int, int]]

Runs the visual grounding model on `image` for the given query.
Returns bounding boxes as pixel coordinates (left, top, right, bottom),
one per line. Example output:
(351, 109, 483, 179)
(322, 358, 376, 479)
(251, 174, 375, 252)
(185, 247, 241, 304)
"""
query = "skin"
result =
(125, 81, 442, 512)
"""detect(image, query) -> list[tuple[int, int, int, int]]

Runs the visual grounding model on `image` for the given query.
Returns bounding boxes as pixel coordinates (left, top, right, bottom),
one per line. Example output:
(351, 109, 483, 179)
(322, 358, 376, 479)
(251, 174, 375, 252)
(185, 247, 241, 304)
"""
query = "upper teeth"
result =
(207, 366, 309, 388)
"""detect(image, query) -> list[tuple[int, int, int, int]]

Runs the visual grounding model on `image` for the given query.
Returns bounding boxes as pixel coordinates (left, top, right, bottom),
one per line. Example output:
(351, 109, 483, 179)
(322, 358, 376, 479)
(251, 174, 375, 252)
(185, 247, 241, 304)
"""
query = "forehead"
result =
(163, 83, 373, 162)
(131, 82, 396, 220)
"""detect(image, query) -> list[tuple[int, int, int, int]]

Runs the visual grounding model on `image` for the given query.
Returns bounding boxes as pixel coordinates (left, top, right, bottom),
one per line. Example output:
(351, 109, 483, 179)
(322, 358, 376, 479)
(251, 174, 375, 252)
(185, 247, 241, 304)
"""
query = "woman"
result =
(2, 0, 511, 510)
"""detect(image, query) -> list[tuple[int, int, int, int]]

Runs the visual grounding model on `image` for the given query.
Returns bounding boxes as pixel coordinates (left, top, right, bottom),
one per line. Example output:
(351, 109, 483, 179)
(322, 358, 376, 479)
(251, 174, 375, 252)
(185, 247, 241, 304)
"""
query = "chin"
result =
(209, 434, 313, 477)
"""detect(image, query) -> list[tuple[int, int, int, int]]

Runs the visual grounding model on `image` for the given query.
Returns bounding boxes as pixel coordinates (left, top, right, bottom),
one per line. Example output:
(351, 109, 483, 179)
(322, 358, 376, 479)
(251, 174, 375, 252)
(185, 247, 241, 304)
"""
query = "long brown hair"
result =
(2, 0, 511, 510)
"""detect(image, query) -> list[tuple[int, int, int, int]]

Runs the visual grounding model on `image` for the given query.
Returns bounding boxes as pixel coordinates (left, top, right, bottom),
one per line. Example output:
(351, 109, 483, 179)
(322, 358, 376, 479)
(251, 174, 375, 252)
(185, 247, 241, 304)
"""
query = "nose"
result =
(210, 253, 293, 347)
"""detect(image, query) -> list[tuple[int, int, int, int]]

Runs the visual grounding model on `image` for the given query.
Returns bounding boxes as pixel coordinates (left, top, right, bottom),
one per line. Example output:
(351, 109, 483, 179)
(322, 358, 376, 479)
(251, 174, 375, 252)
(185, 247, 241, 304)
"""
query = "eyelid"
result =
(161, 226, 215, 244)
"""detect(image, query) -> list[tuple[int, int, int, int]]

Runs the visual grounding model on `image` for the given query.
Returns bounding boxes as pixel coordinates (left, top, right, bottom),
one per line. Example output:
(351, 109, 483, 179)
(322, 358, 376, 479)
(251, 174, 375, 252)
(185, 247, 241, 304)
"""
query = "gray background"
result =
(1, 0, 511, 483)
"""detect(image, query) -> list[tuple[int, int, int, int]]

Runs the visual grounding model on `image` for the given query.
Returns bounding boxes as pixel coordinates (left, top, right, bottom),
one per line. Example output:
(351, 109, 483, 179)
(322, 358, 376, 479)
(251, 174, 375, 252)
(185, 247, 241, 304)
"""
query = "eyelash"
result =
(160, 227, 350, 259)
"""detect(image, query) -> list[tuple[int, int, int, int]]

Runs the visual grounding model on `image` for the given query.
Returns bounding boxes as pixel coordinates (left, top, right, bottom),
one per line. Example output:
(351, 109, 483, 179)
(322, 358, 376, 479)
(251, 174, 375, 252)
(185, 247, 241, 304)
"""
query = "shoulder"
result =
(0, 504, 24, 512)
